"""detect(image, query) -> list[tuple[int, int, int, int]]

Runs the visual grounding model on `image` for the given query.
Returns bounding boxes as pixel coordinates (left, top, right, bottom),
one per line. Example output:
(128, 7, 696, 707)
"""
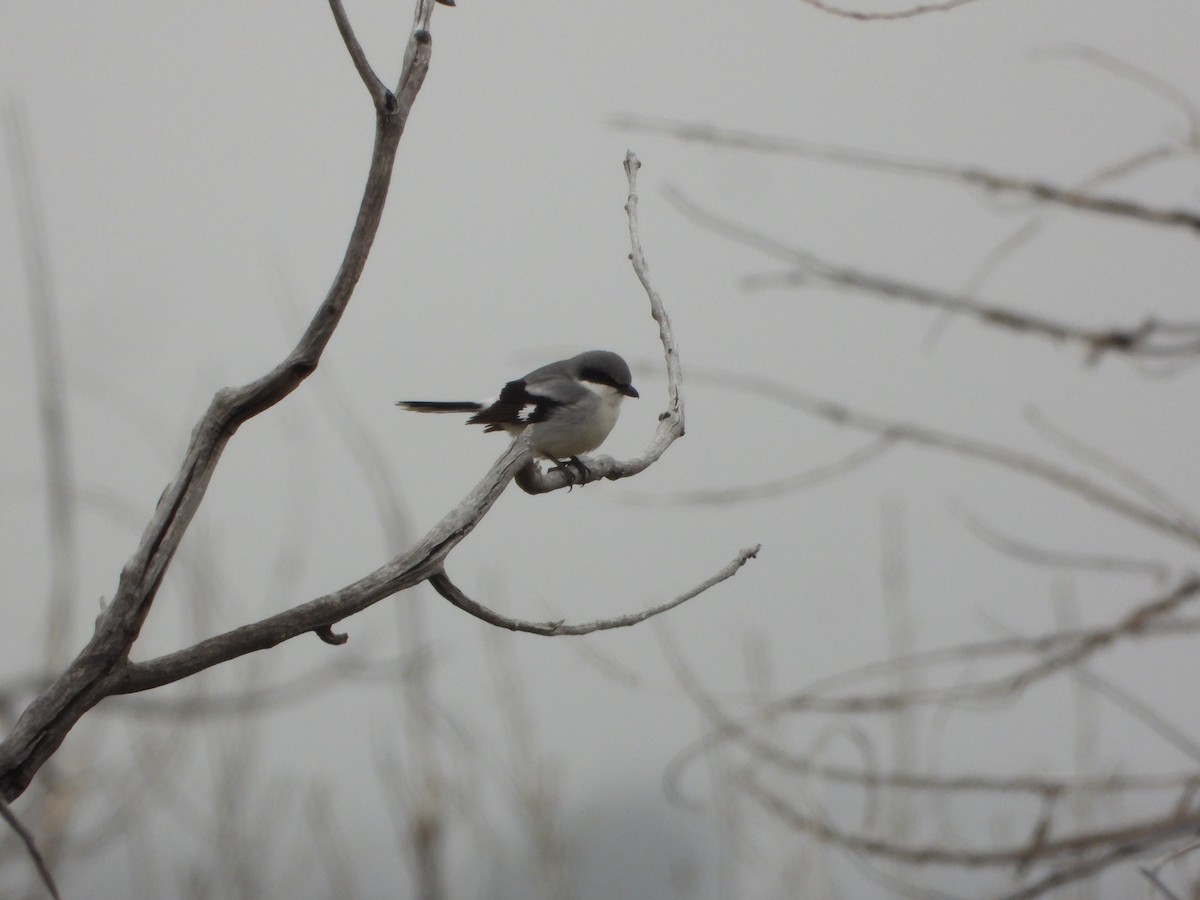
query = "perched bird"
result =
(397, 350, 639, 469)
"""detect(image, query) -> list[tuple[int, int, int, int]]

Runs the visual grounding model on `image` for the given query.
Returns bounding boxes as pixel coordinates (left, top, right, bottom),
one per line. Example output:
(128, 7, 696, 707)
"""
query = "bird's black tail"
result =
(396, 400, 483, 413)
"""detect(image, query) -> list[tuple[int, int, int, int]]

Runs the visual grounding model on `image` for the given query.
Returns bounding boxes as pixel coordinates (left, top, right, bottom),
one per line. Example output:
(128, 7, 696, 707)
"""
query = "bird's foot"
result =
(549, 456, 589, 489)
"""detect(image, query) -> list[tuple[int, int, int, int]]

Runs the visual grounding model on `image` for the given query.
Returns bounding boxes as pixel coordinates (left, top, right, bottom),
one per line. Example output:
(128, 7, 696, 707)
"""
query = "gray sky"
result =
(3, 1, 1200, 897)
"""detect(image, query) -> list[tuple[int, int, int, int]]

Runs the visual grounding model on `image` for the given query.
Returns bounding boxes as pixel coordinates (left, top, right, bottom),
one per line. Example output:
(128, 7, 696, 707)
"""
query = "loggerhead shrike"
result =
(397, 351, 639, 468)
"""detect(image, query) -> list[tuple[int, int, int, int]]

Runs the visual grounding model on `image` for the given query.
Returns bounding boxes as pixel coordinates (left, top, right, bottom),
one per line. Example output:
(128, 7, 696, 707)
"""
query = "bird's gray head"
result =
(572, 351, 639, 398)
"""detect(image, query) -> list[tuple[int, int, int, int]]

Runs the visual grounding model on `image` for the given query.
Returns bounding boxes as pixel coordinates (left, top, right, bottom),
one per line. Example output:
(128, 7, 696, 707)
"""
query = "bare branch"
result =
(1035, 45, 1200, 145)
(795, 0, 991, 20)
(327, 0, 387, 103)
(995, 577, 1200, 696)
(697, 366, 1200, 549)
(661, 612, 1200, 808)
(0, 796, 61, 900)
(615, 117, 1200, 234)
(668, 189, 1200, 363)
(102, 654, 423, 719)
(741, 773, 1200, 873)
(0, 3, 437, 803)
(761, 577, 1200, 716)
(994, 827, 1200, 900)
(3, 103, 79, 670)
(1070, 667, 1200, 766)
(1139, 838, 1200, 900)
(1140, 867, 1185, 900)
(955, 505, 1174, 581)
(516, 151, 685, 493)
(428, 545, 760, 635)
(621, 434, 896, 507)
(112, 437, 532, 694)
(1025, 407, 1200, 533)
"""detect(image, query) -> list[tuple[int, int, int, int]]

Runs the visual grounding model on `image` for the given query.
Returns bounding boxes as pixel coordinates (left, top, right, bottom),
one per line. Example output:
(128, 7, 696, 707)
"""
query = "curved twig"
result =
(955, 505, 1174, 581)
(742, 773, 1200, 871)
(428, 545, 760, 635)
(515, 152, 685, 493)
(795, 0, 990, 20)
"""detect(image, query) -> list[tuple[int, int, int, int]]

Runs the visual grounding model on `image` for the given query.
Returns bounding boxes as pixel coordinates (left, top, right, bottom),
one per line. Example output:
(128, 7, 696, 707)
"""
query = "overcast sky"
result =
(3, 1, 1200, 897)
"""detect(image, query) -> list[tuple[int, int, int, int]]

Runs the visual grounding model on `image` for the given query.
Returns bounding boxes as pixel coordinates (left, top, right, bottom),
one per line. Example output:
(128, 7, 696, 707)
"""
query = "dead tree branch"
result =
(429, 545, 760, 635)
(4, 104, 79, 672)
(0, 797, 61, 900)
(693, 366, 1200, 550)
(665, 189, 1200, 363)
(0, 0, 440, 803)
(796, 0, 991, 20)
(620, 434, 896, 507)
(515, 152, 685, 493)
(614, 117, 1200, 235)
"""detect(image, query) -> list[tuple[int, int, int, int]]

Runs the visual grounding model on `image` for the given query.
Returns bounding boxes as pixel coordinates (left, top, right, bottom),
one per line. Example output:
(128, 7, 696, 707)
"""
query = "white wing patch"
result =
(516, 402, 540, 422)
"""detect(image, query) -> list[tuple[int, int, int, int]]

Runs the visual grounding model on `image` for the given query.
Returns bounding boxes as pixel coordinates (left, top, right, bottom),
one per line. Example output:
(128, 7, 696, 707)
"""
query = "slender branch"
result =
(113, 437, 532, 694)
(614, 117, 1200, 234)
(997, 577, 1200, 695)
(328, 0, 388, 104)
(667, 188, 1200, 362)
(795, 0, 990, 20)
(1025, 407, 1200, 533)
(995, 827, 1200, 900)
(428, 545, 760, 635)
(1037, 45, 1200, 145)
(620, 434, 895, 506)
(694, 366, 1200, 549)
(0, 2, 436, 803)
(741, 773, 1200, 870)
(103, 654, 422, 718)
(4, 104, 79, 670)
(659, 607, 1200, 806)
(954, 505, 1174, 581)
(0, 796, 61, 900)
(516, 151, 685, 493)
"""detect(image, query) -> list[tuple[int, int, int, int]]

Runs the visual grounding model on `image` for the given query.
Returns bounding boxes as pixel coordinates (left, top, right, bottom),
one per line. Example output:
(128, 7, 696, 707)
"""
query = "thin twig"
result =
(795, 0, 990, 20)
(620, 434, 896, 506)
(3, 103, 78, 670)
(1139, 837, 1200, 900)
(691, 366, 1200, 549)
(955, 505, 1173, 581)
(1025, 407, 1200, 534)
(615, 117, 1200, 234)
(515, 151, 685, 493)
(428, 545, 760, 635)
(0, 796, 61, 900)
(668, 189, 1200, 362)
(1035, 45, 1200, 145)
(112, 436, 532, 693)
(743, 773, 1200, 870)
(327, 0, 387, 103)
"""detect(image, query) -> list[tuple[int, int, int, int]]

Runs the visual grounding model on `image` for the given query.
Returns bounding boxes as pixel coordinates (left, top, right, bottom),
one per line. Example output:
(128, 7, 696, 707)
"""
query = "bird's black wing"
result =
(466, 378, 564, 432)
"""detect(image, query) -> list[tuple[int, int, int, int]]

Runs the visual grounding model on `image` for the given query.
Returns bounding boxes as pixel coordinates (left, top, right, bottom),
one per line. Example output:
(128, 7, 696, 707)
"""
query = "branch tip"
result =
(314, 625, 349, 646)
(624, 151, 641, 180)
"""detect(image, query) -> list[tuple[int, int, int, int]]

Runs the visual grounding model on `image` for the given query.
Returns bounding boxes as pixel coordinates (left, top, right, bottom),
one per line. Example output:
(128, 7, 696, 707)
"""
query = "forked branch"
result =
(0, 0, 440, 803)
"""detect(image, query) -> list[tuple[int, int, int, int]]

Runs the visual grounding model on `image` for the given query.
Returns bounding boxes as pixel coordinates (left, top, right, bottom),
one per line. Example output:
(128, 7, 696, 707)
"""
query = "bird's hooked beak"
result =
(622, 384, 640, 399)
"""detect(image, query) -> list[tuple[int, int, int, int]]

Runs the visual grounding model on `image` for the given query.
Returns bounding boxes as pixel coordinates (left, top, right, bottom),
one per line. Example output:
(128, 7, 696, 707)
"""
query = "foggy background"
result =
(3, 0, 1199, 897)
